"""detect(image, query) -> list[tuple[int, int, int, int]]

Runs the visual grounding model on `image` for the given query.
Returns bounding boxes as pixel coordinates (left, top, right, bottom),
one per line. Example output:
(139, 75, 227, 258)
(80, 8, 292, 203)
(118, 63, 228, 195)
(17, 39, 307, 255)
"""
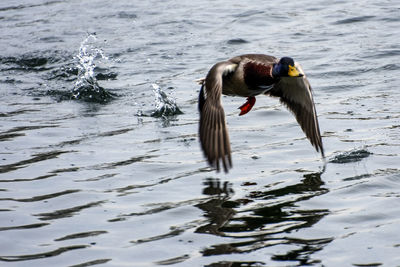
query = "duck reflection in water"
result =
(196, 170, 333, 266)
(195, 178, 235, 236)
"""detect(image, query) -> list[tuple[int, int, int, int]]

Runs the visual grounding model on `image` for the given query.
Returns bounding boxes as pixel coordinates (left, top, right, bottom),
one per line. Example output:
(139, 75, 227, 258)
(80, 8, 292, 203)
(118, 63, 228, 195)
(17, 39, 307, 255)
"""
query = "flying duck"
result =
(197, 54, 324, 173)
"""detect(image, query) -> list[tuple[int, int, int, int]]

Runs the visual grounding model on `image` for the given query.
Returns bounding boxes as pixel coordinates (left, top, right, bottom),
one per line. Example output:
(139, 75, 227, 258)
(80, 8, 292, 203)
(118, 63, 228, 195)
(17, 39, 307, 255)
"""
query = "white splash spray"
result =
(150, 83, 182, 117)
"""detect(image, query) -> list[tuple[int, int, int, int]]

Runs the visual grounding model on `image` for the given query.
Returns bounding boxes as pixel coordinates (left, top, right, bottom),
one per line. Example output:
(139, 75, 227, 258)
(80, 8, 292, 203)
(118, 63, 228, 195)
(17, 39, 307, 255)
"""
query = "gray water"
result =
(1, 0, 400, 266)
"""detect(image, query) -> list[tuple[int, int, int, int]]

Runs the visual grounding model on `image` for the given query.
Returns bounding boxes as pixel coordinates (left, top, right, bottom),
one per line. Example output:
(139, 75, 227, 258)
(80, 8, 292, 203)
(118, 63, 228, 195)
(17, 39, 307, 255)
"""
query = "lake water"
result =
(1, 0, 400, 266)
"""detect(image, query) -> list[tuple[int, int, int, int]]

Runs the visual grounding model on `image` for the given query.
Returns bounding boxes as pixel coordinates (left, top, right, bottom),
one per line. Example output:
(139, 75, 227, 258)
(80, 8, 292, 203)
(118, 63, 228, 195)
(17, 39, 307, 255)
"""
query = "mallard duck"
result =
(198, 54, 324, 173)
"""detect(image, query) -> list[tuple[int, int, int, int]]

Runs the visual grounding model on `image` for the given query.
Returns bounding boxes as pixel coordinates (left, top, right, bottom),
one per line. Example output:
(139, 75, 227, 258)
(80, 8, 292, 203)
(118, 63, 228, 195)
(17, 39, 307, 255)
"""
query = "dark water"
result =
(1, 0, 400, 266)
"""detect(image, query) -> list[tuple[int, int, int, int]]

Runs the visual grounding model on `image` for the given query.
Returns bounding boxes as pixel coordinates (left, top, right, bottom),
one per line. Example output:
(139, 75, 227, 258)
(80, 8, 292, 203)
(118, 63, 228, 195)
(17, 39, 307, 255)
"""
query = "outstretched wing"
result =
(268, 70, 325, 157)
(198, 61, 237, 172)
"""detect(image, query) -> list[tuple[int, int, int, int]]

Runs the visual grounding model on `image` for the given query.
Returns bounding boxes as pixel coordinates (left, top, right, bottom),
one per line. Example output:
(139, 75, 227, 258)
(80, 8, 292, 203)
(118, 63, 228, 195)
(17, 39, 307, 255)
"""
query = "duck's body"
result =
(215, 54, 277, 97)
(198, 54, 324, 173)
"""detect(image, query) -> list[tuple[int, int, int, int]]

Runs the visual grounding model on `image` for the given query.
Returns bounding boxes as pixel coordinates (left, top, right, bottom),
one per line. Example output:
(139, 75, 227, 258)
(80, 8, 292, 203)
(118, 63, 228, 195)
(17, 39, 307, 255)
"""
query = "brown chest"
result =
(243, 62, 275, 89)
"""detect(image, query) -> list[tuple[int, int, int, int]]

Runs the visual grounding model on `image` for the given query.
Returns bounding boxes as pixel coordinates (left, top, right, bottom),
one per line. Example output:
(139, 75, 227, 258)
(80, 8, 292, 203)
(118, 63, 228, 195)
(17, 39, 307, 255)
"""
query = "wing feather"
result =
(269, 74, 325, 157)
(199, 61, 236, 172)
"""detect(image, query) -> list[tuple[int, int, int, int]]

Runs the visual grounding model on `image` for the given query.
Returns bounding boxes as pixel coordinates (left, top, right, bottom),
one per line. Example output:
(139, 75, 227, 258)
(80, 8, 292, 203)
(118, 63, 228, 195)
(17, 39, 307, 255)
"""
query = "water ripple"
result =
(34, 200, 105, 221)
(333, 15, 376, 25)
(0, 174, 57, 183)
(0, 223, 49, 232)
(155, 254, 191, 265)
(0, 245, 88, 262)
(109, 198, 207, 222)
(89, 155, 157, 170)
(0, 150, 70, 174)
(69, 259, 111, 267)
(0, 189, 80, 202)
(55, 231, 108, 241)
(0, 125, 58, 142)
(0, 1, 63, 12)
(0, 108, 39, 117)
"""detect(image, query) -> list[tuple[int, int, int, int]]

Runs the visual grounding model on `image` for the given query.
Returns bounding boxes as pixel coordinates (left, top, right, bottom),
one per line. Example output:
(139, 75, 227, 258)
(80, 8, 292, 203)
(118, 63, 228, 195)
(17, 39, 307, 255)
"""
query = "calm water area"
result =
(1, 0, 400, 266)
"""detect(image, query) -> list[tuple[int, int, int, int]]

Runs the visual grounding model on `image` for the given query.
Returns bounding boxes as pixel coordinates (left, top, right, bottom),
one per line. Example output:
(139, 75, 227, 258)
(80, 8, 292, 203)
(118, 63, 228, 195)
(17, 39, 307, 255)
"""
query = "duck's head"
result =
(272, 57, 304, 78)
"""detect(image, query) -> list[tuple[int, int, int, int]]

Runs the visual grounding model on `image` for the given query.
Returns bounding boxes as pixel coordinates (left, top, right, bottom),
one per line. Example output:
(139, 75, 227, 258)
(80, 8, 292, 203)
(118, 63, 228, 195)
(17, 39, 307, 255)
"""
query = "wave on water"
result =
(71, 33, 115, 103)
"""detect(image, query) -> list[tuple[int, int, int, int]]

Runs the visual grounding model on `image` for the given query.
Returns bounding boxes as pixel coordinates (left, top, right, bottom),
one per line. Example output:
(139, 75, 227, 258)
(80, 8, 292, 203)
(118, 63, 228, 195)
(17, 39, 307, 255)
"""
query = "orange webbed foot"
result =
(238, 97, 256, 116)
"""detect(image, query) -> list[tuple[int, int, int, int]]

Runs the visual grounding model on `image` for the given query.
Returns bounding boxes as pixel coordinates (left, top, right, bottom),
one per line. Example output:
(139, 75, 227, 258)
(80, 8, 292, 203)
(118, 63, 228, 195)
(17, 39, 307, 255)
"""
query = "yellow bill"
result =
(288, 65, 303, 77)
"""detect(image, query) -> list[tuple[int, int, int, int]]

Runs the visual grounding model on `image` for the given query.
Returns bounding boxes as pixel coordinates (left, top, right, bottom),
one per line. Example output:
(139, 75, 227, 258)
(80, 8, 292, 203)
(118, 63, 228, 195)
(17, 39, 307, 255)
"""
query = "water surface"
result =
(1, 0, 400, 266)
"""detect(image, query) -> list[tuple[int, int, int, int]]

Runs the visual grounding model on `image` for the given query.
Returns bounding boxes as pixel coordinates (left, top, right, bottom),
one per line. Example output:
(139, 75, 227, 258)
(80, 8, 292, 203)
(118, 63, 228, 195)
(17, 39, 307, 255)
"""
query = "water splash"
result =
(330, 149, 372, 164)
(150, 84, 183, 118)
(72, 33, 114, 103)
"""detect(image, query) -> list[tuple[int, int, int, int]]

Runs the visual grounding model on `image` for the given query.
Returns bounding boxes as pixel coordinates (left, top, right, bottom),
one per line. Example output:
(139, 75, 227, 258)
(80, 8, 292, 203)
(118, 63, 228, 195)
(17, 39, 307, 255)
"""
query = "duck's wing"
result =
(231, 54, 278, 65)
(198, 61, 238, 172)
(268, 71, 325, 157)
